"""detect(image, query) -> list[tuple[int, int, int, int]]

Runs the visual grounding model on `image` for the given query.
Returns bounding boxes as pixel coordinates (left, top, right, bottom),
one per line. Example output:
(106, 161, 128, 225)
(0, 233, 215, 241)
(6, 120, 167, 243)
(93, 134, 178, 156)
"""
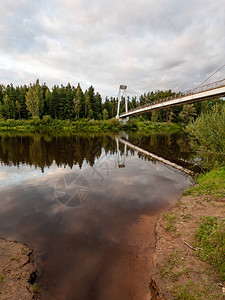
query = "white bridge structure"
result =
(116, 78, 225, 119)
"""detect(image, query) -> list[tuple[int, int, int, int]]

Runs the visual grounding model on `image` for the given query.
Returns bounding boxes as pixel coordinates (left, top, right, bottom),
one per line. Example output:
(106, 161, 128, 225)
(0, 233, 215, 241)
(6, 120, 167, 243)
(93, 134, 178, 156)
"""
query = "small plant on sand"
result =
(10, 256, 20, 262)
(164, 212, 177, 231)
(171, 281, 202, 300)
(160, 251, 181, 278)
(0, 275, 4, 284)
(33, 283, 39, 293)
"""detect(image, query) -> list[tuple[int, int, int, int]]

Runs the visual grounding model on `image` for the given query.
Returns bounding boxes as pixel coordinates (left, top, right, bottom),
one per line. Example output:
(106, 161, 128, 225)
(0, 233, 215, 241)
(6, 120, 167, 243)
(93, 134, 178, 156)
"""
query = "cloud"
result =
(0, 0, 225, 98)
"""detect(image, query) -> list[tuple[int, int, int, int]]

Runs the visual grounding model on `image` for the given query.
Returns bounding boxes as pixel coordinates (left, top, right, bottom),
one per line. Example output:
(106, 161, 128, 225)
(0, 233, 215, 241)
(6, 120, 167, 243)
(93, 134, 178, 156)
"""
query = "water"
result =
(0, 132, 193, 299)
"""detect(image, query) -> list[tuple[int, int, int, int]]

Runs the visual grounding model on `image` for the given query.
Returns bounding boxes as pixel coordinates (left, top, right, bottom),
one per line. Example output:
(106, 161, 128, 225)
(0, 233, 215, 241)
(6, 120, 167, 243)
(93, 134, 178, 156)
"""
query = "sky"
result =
(0, 0, 225, 99)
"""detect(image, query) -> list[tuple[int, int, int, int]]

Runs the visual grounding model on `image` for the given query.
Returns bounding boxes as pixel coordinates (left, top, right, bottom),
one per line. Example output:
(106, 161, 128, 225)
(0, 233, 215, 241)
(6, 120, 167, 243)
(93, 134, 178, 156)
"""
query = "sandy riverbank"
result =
(151, 194, 225, 299)
(0, 237, 38, 300)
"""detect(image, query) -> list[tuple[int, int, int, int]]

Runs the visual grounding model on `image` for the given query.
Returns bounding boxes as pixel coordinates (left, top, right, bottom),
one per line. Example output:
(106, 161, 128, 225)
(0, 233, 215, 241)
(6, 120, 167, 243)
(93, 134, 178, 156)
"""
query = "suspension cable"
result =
(196, 63, 225, 89)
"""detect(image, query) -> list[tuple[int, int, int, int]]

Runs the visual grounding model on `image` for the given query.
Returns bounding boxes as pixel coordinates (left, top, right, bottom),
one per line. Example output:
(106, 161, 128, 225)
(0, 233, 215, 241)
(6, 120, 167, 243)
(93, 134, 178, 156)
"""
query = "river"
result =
(0, 132, 194, 299)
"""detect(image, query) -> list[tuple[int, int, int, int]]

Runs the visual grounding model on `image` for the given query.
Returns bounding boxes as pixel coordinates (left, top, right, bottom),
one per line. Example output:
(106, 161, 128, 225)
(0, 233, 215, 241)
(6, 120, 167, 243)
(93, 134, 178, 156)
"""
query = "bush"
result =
(42, 115, 52, 123)
(186, 104, 225, 169)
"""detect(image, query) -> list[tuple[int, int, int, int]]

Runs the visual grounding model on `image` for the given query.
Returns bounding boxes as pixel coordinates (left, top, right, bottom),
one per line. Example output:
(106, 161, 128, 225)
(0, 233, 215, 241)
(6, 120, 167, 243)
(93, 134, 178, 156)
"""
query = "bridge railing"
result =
(121, 78, 225, 115)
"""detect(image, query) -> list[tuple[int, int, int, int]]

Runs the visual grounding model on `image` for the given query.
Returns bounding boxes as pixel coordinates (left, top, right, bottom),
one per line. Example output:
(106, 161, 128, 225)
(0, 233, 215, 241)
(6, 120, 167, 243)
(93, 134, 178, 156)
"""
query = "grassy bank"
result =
(153, 168, 225, 299)
(185, 167, 225, 198)
(0, 118, 182, 133)
(185, 168, 225, 280)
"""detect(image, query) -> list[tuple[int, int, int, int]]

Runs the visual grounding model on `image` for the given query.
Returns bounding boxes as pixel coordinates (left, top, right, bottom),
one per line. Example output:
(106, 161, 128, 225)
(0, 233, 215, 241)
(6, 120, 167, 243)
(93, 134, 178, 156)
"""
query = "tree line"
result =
(0, 79, 223, 123)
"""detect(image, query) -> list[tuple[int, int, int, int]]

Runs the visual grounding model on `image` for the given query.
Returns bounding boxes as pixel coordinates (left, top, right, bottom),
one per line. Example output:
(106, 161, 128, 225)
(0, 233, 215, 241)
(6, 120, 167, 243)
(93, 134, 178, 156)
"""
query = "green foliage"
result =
(186, 104, 225, 169)
(151, 110, 158, 122)
(0, 275, 4, 284)
(25, 80, 43, 117)
(171, 282, 201, 300)
(102, 108, 109, 120)
(42, 115, 52, 123)
(164, 212, 177, 231)
(33, 282, 39, 293)
(179, 104, 197, 124)
(184, 168, 225, 198)
(195, 217, 225, 280)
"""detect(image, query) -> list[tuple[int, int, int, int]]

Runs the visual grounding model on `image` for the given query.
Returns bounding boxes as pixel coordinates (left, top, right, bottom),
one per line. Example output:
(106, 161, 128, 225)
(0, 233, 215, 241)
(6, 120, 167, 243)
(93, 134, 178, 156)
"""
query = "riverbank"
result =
(0, 237, 38, 299)
(152, 168, 225, 299)
(0, 118, 182, 133)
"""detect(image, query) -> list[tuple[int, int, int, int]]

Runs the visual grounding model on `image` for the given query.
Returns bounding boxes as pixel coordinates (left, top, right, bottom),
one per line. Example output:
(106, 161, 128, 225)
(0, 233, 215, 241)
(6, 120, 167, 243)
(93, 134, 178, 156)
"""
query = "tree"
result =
(73, 98, 80, 119)
(15, 100, 21, 119)
(25, 80, 43, 117)
(102, 108, 109, 120)
(151, 111, 158, 122)
(84, 90, 91, 118)
(95, 92, 102, 119)
(76, 84, 84, 118)
(2, 95, 11, 118)
(88, 108, 93, 119)
(179, 104, 197, 124)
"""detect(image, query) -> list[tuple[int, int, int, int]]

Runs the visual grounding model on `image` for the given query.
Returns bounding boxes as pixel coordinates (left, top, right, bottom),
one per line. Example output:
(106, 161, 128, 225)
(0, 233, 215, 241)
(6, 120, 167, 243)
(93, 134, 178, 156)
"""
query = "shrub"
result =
(186, 104, 225, 169)
(42, 115, 52, 123)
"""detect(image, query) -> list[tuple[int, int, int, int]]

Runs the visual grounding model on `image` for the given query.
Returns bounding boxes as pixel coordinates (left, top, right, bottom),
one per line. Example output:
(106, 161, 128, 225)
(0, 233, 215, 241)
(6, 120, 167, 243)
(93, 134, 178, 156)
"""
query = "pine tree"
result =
(73, 97, 80, 119)
(84, 90, 91, 118)
(76, 84, 84, 118)
(51, 86, 59, 119)
(15, 100, 21, 119)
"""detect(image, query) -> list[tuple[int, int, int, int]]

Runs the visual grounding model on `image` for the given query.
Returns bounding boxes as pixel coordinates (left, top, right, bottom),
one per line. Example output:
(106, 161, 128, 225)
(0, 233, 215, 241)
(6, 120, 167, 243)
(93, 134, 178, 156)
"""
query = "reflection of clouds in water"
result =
(0, 151, 191, 217)
(0, 163, 83, 189)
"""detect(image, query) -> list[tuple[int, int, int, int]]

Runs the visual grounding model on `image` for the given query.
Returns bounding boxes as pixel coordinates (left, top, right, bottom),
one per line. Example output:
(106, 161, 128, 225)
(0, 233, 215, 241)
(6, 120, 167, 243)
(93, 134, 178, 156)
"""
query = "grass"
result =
(160, 251, 181, 278)
(160, 251, 190, 282)
(195, 216, 225, 280)
(170, 281, 208, 300)
(0, 118, 182, 133)
(164, 212, 177, 232)
(184, 167, 225, 198)
(182, 213, 191, 220)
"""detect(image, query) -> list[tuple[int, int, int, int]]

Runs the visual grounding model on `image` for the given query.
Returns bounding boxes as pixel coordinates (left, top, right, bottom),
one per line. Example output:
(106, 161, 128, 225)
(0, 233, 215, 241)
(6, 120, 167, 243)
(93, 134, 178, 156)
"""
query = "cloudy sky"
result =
(0, 0, 225, 98)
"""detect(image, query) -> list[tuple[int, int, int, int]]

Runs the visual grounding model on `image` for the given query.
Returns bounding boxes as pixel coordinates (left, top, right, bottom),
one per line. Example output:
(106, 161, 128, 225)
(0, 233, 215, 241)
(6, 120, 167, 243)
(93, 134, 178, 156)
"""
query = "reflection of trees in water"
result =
(127, 132, 193, 162)
(0, 132, 194, 172)
(0, 133, 117, 172)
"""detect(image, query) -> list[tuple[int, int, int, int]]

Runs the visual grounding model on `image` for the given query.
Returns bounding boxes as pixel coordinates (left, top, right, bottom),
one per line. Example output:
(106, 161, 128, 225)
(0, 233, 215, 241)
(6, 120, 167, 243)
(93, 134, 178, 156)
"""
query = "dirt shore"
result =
(0, 238, 37, 300)
(151, 194, 225, 300)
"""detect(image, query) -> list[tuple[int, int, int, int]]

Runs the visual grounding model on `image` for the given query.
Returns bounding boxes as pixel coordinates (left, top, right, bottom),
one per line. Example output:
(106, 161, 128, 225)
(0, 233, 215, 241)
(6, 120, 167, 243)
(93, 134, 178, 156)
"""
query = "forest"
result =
(0, 79, 224, 123)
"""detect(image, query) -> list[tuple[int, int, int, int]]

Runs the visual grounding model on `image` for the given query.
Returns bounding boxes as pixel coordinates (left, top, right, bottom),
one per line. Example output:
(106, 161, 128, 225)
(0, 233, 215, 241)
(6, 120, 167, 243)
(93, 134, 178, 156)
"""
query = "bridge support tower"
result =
(116, 85, 129, 122)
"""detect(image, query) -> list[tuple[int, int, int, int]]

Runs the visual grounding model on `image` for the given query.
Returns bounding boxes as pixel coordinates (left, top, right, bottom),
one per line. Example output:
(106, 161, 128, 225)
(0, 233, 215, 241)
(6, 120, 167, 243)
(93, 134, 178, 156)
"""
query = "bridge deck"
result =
(120, 78, 225, 118)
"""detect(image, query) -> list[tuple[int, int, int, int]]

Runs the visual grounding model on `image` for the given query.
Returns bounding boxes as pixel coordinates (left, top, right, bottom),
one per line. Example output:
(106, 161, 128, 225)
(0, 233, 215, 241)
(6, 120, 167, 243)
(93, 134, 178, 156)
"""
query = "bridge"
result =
(117, 78, 225, 118)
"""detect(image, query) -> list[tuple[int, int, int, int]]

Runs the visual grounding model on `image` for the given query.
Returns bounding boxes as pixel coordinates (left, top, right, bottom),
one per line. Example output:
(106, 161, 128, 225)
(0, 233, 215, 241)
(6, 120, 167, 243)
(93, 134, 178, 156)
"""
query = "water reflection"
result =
(0, 132, 195, 172)
(0, 132, 193, 299)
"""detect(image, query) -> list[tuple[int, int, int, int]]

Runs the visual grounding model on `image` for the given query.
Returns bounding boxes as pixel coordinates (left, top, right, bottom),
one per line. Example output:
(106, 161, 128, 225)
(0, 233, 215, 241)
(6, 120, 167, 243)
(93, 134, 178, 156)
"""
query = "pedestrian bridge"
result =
(118, 78, 225, 118)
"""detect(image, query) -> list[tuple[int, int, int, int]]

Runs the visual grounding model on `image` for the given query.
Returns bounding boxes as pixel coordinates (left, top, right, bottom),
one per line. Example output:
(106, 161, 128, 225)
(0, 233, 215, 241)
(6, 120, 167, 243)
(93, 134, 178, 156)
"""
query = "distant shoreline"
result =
(0, 118, 182, 133)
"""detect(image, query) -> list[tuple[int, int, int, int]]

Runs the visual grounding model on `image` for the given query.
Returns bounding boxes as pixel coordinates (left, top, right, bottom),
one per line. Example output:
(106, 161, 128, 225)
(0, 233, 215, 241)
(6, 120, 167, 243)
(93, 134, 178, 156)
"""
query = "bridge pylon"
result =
(116, 85, 129, 121)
